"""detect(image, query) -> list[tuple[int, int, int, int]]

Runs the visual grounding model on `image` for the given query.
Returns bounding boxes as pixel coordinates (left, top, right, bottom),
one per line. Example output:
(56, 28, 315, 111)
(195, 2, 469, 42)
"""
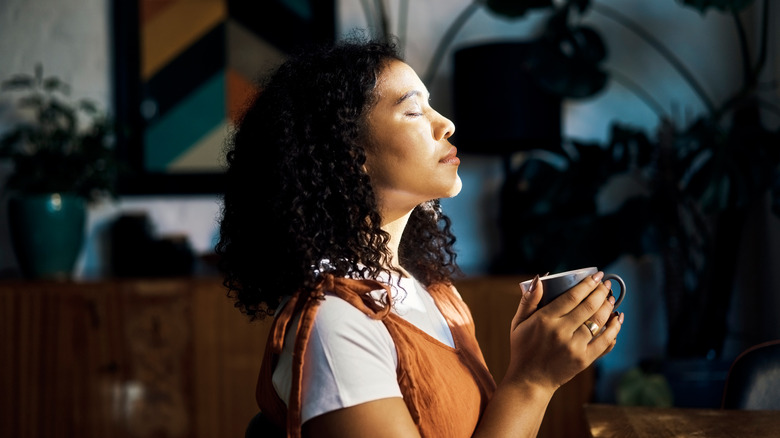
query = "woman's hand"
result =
(473, 272, 624, 438)
(505, 272, 623, 391)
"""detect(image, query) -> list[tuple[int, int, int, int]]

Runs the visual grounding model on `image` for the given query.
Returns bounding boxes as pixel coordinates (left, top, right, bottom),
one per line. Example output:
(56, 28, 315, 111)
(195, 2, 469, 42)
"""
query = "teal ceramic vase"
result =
(8, 193, 87, 280)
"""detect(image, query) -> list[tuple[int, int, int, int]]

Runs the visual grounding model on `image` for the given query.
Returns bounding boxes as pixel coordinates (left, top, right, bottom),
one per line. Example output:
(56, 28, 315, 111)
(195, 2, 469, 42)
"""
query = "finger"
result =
(579, 319, 601, 340)
(579, 311, 618, 347)
(566, 280, 613, 331)
(599, 338, 617, 359)
(512, 275, 543, 329)
(588, 312, 624, 358)
(545, 272, 605, 315)
(578, 281, 616, 340)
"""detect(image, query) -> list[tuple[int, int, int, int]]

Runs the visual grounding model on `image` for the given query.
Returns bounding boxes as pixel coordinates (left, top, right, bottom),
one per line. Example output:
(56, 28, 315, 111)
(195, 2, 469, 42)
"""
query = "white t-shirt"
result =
(271, 274, 455, 423)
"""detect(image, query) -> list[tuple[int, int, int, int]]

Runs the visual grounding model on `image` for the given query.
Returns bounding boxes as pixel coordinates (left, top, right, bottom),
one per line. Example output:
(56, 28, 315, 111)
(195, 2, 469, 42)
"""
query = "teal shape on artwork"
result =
(276, 0, 312, 21)
(144, 71, 226, 172)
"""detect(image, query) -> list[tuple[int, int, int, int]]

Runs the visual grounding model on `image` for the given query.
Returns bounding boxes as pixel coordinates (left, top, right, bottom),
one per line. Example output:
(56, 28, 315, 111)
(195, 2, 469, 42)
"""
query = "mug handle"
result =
(603, 274, 626, 309)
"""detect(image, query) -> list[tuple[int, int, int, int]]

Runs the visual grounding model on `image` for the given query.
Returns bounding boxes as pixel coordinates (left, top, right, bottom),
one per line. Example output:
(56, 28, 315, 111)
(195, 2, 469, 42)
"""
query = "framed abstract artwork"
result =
(112, 0, 335, 194)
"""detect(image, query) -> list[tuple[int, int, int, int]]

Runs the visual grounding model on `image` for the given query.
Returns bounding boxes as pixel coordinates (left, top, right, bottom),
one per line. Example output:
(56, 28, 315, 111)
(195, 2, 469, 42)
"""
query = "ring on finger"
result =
(583, 320, 599, 337)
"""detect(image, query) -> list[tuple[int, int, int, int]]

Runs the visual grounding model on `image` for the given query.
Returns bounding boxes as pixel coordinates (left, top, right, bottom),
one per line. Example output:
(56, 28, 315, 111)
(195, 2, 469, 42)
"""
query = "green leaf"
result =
(43, 77, 70, 95)
(570, 0, 592, 14)
(78, 99, 99, 115)
(18, 94, 44, 111)
(0, 130, 24, 156)
(1, 75, 35, 91)
(486, 0, 553, 18)
(678, 0, 755, 13)
(526, 25, 609, 98)
(570, 26, 607, 63)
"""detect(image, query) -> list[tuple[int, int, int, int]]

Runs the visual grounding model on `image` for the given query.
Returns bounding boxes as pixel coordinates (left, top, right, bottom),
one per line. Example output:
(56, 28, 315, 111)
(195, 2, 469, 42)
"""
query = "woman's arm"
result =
(303, 397, 421, 438)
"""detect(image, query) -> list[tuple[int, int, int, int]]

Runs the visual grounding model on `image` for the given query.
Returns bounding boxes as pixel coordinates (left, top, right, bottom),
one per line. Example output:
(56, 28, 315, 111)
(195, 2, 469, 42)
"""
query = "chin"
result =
(444, 176, 463, 198)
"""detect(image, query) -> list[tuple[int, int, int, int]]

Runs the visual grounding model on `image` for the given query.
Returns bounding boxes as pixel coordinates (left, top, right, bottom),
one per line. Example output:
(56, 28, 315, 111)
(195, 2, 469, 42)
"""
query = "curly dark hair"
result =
(216, 37, 462, 320)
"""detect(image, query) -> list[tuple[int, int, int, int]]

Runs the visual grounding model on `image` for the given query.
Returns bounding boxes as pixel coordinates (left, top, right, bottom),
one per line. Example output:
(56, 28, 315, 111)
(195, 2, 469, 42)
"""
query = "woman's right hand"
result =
(472, 272, 624, 438)
(505, 272, 623, 391)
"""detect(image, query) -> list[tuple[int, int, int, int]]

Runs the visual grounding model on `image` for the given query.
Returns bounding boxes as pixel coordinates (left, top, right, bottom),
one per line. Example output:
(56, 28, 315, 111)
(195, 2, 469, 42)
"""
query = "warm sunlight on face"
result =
(363, 60, 462, 217)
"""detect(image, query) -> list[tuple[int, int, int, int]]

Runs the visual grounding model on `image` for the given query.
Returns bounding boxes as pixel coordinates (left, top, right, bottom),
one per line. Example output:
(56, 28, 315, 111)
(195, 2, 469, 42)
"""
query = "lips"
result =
(439, 146, 460, 165)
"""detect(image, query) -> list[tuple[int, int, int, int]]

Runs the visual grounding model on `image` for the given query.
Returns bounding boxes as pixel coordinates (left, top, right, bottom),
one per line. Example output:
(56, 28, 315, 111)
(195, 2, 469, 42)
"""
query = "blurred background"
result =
(1, 0, 779, 437)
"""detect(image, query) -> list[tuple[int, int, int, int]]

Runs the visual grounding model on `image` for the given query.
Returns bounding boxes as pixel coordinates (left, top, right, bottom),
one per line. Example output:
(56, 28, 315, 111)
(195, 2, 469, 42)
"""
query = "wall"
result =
(1, 0, 778, 403)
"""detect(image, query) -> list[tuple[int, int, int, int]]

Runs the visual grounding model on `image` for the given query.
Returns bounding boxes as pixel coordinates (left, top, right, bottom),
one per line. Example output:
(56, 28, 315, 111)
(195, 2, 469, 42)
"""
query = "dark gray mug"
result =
(519, 267, 626, 308)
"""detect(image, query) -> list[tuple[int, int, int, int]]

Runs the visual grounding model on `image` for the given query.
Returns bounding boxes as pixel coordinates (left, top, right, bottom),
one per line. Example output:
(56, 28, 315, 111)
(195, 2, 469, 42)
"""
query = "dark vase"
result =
(8, 193, 87, 280)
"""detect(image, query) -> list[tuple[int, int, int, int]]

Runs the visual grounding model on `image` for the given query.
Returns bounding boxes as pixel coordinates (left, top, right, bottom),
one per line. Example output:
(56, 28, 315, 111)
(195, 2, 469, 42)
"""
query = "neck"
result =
(381, 208, 413, 274)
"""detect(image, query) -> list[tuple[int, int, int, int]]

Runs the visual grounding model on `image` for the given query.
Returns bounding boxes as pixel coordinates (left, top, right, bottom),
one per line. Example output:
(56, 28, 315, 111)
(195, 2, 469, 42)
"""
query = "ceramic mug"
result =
(519, 267, 626, 308)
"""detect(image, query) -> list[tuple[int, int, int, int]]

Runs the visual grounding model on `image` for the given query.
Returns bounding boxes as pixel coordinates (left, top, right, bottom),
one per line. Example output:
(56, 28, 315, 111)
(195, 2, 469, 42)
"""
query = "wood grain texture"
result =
(0, 278, 270, 438)
(584, 404, 780, 437)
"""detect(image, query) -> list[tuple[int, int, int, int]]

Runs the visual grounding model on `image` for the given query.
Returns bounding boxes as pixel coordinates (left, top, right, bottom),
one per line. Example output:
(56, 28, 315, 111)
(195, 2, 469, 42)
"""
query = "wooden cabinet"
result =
(1, 276, 592, 438)
(1, 278, 270, 438)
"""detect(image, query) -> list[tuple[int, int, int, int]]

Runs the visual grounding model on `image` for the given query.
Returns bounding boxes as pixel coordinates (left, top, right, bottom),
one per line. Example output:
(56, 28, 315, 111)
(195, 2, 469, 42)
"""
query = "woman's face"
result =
(363, 60, 462, 217)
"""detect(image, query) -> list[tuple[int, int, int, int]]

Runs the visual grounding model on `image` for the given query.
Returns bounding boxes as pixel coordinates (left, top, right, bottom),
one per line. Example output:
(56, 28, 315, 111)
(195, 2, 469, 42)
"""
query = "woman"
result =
(217, 36, 624, 438)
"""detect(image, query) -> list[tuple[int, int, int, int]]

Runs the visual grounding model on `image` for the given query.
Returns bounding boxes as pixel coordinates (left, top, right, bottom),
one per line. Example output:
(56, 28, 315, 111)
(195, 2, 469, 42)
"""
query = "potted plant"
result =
(0, 64, 119, 280)
(505, 0, 778, 351)
(497, 0, 779, 406)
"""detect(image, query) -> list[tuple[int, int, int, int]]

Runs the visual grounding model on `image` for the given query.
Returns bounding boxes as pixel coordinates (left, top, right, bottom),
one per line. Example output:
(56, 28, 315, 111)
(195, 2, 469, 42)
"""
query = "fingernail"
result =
(529, 274, 540, 293)
(619, 312, 625, 324)
(608, 295, 616, 306)
(592, 271, 604, 282)
(604, 279, 612, 290)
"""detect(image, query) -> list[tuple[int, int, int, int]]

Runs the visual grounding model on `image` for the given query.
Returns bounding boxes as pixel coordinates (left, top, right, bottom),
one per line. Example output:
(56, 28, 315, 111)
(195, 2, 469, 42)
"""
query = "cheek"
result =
(363, 151, 393, 185)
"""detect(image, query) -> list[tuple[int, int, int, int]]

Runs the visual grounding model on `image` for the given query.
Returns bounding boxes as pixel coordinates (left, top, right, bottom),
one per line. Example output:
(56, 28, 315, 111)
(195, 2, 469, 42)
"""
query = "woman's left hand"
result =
(505, 272, 623, 391)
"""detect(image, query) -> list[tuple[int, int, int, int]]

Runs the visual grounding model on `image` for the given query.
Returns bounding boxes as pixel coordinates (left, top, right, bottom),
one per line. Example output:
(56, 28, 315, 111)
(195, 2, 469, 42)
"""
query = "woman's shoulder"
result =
(313, 292, 394, 344)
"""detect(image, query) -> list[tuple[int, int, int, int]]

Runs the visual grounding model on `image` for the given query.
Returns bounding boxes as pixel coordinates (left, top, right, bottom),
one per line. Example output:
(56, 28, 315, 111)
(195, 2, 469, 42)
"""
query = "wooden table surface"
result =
(584, 404, 780, 438)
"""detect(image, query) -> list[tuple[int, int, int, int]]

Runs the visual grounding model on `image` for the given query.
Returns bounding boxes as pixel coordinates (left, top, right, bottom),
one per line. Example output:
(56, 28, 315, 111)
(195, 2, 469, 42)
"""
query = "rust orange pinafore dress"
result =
(256, 274, 497, 437)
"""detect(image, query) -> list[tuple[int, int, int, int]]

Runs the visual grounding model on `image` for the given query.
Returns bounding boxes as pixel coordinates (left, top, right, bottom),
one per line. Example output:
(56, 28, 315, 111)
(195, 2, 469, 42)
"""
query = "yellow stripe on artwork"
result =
(167, 120, 230, 173)
(141, 0, 226, 80)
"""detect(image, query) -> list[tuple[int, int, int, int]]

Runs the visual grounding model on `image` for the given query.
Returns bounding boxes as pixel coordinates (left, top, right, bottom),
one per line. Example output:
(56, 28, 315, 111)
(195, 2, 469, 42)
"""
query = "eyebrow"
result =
(394, 90, 424, 105)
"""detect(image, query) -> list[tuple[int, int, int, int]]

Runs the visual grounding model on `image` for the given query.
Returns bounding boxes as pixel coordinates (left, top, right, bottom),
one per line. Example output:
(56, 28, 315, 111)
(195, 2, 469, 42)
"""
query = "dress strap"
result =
(272, 274, 393, 437)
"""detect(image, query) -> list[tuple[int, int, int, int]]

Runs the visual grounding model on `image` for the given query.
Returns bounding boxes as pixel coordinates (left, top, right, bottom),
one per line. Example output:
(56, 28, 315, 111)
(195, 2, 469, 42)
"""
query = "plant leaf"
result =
(43, 77, 70, 95)
(526, 32, 609, 98)
(79, 99, 99, 115)
(678, 0, 755, 13)
(570, 26, 607, 63)
(486, 0, 553, 18)
(18, 94, 44, 110)
(570, 0, 591, 14)
(1, 75, 36, 91)
(0, 130, 24, 156)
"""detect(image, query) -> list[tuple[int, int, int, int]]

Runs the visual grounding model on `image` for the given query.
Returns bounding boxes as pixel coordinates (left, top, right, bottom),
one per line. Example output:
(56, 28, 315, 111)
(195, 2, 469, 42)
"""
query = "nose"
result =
(433, 111, 455, 141)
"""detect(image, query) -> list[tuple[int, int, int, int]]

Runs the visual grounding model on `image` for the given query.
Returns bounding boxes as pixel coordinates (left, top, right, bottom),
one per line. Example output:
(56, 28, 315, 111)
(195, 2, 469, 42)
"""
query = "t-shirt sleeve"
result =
(272, 294, 402, 424)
